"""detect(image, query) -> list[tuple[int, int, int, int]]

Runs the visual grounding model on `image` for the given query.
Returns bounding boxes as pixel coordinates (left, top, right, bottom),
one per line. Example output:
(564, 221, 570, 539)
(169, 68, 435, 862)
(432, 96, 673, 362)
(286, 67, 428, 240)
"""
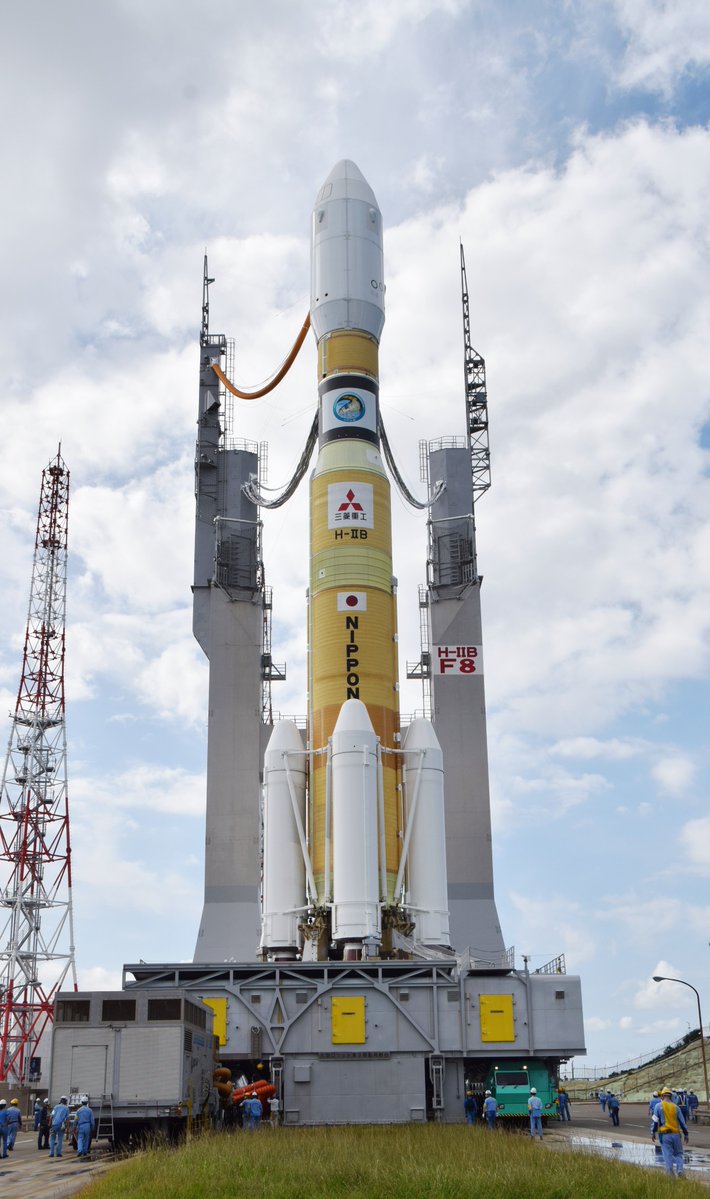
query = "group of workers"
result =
(597, 1088, 622, 1125)
(0, 1094, 95, 1160)
(648, 1087, 698, 1124)
(463, 1089, 499, 1128)
(45, 1095, 96, 1158)
(238, 1090, 280, 1130)
(464, 1086, 571, 1137)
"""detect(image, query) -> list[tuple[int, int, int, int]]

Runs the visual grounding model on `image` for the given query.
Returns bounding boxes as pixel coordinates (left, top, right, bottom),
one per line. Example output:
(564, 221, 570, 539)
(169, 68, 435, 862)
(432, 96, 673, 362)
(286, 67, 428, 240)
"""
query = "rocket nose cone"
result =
(314, 159, 378, 208)
(402, 718, 443, 753)
(265, 719, 303, 755)
(325, 159, 367, 186)
(333, 698, 375, 735)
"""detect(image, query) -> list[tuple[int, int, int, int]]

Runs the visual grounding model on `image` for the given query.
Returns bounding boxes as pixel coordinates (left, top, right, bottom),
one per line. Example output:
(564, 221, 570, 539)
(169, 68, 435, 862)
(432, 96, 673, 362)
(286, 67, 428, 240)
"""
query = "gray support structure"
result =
(193, 316, 268, 962)
(427, 444, 504, 960)
(122, 958, 585, 1125)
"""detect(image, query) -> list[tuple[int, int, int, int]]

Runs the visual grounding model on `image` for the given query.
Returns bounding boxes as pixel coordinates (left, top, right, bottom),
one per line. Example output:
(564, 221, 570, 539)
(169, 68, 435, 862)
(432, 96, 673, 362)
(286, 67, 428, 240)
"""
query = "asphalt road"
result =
(555, 1099, 710, 1148)
(0, 1129, 116, 1199)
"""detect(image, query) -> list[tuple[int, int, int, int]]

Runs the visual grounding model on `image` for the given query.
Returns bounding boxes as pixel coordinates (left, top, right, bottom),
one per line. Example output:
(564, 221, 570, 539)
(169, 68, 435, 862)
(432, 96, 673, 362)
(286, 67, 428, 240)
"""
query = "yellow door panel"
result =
(332, 995, 366, 1044)
(480, 994, 515, 1042)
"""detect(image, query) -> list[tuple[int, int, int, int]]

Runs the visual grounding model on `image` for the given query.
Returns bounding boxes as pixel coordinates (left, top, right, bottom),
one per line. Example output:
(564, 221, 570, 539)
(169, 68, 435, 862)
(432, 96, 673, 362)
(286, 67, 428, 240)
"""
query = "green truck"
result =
(485, 1060, 559, 1120)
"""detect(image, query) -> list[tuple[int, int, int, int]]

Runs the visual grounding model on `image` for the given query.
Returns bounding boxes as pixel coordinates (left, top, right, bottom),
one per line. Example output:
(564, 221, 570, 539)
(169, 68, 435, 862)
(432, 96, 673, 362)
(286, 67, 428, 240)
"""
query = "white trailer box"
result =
(49, 990, 215, 1144)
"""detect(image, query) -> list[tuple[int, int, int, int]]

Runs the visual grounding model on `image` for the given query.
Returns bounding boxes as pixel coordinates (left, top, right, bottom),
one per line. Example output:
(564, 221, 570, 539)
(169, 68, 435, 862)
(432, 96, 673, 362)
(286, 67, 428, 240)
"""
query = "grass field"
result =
(79, 1124, 705, 1198)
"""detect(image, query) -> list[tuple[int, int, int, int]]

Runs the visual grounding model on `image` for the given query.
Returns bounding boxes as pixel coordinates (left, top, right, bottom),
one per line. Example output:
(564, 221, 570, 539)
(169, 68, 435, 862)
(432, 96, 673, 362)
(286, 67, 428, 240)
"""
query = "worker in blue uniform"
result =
(528, 1087, 543, 1139)
(558, 1088, 571, 1121)
(0, 1100, 9, 1158)
(463, 1091, 477, 1124)
(6, 1099, 22, 1149)
(482, 1091, 498, 1129)
(652, 1087, 689, 1177)
(648, 1091, 661, 1133)
(75, 1096, 95, 1158)
(607, 1092, 620, 1126)
(241, 1092, 262, 1131)
(37, 1100, 50, 1150)
(49, 1096, 70, 1157)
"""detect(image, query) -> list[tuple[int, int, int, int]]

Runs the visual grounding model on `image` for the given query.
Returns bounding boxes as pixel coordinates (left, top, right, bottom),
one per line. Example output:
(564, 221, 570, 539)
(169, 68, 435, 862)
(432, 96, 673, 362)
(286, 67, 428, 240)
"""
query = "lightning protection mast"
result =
(0, 449, 77, 1085)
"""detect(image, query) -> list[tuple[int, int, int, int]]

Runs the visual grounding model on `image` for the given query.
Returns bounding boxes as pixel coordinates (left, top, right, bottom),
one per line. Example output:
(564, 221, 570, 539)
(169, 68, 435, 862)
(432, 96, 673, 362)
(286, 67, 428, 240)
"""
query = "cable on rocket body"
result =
(379, 417, 446, 510)
(241, 413, 319, 509)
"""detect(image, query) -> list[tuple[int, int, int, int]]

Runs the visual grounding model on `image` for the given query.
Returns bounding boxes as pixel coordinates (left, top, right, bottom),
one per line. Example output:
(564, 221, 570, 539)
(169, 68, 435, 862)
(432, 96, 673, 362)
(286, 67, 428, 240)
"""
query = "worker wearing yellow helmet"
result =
(652, 1088, 689, 1178)
(5, 1099, 22, 1151)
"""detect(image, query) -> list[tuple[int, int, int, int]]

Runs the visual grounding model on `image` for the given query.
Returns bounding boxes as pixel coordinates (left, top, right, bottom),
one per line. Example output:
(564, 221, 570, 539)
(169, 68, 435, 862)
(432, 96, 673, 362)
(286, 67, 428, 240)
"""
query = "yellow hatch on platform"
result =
(479, 994, 515, 1042)
(332, 995, 366, 1044)
(202, 997, 227, 1045)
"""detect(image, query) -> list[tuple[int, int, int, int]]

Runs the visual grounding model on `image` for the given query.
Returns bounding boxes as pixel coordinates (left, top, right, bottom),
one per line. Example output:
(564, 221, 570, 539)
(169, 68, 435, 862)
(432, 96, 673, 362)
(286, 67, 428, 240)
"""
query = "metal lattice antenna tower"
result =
(460, 242, 491, 500)
(0, 448, 77, 1084)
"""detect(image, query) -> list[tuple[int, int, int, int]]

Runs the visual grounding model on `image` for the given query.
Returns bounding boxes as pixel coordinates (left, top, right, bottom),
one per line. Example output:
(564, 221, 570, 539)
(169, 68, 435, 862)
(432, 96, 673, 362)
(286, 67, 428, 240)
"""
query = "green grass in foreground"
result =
(79, 1124, 705, 1199)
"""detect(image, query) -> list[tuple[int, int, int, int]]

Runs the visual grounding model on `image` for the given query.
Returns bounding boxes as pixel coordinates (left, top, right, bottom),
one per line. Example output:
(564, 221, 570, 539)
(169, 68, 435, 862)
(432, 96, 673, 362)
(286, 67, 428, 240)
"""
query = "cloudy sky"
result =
(1, 0, 708, 1072)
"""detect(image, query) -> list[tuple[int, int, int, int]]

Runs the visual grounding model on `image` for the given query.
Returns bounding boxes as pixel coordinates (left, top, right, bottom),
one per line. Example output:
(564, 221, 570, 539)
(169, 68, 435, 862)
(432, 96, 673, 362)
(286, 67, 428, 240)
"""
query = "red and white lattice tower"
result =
(0, 449, 77, 1084)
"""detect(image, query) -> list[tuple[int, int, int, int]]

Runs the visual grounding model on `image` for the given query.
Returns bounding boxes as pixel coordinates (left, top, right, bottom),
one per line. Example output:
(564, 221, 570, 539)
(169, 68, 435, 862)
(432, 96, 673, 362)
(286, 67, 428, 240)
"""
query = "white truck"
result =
(48, 989, 215, 1146)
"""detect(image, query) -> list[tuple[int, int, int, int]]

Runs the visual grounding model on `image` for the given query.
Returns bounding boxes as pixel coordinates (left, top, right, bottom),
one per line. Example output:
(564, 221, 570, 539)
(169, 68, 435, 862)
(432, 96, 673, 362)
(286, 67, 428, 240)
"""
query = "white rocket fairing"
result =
(310, 162, 385, 343)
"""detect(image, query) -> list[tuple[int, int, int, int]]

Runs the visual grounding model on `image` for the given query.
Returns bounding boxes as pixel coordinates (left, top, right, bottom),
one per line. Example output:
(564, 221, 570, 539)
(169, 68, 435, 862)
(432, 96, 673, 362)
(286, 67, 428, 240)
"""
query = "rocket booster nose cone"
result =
(264, 719, 304, 766)
(333, 698, 376, 736)
(402, 718, 443, 753)
(265, 719, 303, 753)
(402, 717, 443, 769)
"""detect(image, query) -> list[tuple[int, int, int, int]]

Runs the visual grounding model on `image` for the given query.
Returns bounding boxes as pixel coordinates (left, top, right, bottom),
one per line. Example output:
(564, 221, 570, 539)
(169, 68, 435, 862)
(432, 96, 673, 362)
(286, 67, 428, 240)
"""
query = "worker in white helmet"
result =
(0, 1100, 9, 1159)
(528, 1086, 543, 1139)
(482, 1090, 498, 1129)
(49, 1096, 70, 1158)
(75, 1096, 96, 1159)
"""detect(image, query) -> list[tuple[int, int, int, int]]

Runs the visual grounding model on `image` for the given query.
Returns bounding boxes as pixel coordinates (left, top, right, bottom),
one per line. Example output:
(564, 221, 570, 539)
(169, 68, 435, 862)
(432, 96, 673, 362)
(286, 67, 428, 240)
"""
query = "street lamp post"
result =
(653, 975, 710, 1107)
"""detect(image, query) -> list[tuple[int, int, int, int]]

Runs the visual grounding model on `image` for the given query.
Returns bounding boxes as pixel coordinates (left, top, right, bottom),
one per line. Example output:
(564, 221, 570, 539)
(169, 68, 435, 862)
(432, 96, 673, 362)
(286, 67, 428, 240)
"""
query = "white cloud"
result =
(652, 755, 696, 797)
(611, 0, 710, 96)
(597, 900, 682, 943)
(77, 964, 124, 992)
(508, 893, 597, 968)
(73, 764, 205, 818)
(550, 737, 647, 761)
(679, 818, 710, 870)
(586, 1016, 612, 1032)
(634, 963, 694, 1011)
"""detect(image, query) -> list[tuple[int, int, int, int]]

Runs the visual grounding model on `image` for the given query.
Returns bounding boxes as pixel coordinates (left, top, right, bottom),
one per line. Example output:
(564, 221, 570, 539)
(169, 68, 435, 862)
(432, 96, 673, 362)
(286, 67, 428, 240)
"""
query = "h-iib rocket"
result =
(262, 161, 446, 962)
(194, 161, 504, 966)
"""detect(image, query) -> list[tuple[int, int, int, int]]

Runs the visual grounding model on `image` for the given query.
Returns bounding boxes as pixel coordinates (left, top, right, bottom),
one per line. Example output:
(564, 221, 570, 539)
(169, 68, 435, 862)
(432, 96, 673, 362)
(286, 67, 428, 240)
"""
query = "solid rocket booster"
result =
(331, 699, 380, 948)
(260, 720, 307, 956)
(308, 161, 402, 916)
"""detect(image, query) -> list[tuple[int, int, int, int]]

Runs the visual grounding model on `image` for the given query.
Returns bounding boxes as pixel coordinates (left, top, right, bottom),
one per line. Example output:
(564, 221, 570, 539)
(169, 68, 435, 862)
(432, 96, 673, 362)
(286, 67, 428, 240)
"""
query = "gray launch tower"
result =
(192, 262, 273, 961)
(410, 245, 504, 957)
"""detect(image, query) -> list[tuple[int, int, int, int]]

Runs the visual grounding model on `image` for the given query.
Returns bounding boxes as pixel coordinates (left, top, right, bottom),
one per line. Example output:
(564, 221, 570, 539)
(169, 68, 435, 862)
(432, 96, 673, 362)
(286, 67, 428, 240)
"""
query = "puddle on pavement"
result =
(570, 1135, 710, 1174)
